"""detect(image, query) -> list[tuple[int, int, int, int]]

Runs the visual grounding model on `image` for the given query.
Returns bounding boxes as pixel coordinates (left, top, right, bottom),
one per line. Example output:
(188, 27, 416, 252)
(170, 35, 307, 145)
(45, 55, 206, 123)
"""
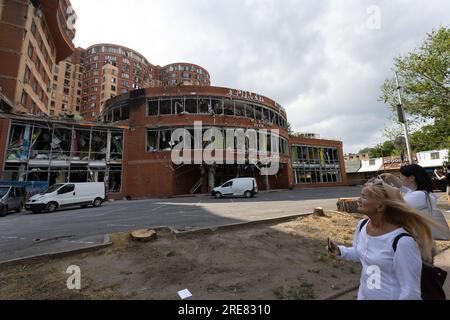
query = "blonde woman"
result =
(328, 179, 434, 300)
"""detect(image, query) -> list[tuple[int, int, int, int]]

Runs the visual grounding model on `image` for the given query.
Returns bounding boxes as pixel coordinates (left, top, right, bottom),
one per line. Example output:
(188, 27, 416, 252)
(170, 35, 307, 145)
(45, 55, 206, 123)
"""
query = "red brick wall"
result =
(0, 0, 27, 103)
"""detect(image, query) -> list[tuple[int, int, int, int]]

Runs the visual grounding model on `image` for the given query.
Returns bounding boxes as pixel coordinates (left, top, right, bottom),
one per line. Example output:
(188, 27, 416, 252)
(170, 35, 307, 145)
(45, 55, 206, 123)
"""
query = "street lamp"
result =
(395, 72, 413, 164)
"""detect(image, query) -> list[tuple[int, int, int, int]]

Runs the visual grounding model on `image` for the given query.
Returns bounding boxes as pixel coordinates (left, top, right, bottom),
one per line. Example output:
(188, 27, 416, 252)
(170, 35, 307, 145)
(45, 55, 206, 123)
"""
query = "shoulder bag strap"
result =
(359, 219, 369, 233)
(392, 233, 413, 252)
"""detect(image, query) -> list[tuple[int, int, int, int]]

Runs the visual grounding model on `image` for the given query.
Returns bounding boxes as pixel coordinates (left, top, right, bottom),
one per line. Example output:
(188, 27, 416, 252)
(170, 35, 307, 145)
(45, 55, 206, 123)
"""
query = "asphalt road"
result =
(1, 187, 448, 263)
(0, 187, 363, 263)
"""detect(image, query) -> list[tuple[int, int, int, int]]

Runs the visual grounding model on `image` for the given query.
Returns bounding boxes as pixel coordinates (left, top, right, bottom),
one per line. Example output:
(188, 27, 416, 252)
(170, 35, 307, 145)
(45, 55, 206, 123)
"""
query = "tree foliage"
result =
(380, 26, 450, 151)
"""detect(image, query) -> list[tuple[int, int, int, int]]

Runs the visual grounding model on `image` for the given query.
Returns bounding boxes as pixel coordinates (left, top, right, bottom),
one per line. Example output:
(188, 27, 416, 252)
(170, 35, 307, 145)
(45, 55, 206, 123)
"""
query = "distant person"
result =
(379, 164, 450, 240)
(434, 165, 450, 211)
(328, 178, 434, 300)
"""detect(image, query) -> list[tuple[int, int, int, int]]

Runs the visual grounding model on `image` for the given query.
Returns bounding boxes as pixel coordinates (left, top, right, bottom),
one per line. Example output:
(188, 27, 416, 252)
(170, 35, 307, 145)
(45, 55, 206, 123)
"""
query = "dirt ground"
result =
(1, 211, 449, 300)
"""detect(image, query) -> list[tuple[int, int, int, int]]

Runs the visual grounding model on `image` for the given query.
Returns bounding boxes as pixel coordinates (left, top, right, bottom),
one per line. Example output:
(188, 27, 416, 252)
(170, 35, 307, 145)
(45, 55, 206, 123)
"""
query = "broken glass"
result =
(90, 130, 108, 161)
(7, 124, 31, 161)
(110, 131, 123, 161)
(29, 126, 52, 160)
(71, 128, 91, 161)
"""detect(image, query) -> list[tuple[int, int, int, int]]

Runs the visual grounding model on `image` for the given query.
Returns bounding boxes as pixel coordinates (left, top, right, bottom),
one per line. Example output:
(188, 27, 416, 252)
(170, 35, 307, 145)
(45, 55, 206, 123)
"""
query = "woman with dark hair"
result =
(434, 164, 450, 210)
(380, 164, 450, 240)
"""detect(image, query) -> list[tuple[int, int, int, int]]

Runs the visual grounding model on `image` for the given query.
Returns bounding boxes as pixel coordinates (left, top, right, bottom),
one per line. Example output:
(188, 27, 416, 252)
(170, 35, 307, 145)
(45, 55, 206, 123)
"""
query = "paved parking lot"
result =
(0, 187, 362, 263)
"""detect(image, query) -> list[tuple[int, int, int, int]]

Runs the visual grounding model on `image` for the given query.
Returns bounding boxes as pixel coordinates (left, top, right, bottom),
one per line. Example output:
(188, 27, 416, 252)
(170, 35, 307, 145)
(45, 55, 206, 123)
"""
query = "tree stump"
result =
(313, 207, 325, 217)
(337, 198, 360, 214)
(130, 229, 158, 242)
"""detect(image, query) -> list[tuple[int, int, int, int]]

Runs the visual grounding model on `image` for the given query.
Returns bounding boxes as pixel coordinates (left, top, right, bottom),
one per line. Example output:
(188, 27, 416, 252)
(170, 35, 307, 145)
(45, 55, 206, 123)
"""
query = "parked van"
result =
(212, 178, 258, 199)
(26, 183, 105, 213)
(0, 185, 26, 217)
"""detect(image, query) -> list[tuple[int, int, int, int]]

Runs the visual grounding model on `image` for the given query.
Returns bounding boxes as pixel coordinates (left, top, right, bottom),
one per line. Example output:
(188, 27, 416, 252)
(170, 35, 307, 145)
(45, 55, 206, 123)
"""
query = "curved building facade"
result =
(159, 63, 211, 87)
(102, 86, 291, 197)
(80, 44, 154, 119)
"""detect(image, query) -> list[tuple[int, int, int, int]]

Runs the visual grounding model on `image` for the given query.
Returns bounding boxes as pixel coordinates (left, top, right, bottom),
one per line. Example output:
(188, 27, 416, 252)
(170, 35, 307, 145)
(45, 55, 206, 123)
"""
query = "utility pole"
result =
(395, 72, 413, 164)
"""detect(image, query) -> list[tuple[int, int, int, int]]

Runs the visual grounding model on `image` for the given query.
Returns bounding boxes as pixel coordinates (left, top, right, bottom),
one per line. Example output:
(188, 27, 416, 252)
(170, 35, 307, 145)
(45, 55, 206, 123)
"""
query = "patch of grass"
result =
(315, 254, 329, 263)
(166, 250, 177, 257)
(349, 266, 357, 274)
(274, 281, 316, 300)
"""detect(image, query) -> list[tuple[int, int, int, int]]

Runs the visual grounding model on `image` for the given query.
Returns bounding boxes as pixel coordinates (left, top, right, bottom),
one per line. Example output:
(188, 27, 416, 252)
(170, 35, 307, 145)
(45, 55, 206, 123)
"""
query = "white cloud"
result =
(70, 0, 450, 153)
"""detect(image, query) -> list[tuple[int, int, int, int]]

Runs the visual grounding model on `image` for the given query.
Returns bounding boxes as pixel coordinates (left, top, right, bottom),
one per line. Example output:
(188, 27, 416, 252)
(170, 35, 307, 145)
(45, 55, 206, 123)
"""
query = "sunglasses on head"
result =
(366, 176, 384, 186)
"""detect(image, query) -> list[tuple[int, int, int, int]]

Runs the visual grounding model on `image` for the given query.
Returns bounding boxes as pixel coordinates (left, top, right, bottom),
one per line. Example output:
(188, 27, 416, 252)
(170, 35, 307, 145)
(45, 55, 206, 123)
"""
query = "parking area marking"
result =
(151, 204, 168, 212)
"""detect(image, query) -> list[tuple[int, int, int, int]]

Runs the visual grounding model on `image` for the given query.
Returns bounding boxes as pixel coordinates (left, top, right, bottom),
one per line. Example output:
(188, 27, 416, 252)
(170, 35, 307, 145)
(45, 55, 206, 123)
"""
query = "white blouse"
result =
(400, 186, 437, 214)
(338, 220, 423, 300)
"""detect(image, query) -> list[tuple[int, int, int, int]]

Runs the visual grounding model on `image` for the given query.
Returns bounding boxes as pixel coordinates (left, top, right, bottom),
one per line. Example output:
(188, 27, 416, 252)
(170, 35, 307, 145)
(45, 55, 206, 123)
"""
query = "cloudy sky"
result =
(70, 0, 449, 153)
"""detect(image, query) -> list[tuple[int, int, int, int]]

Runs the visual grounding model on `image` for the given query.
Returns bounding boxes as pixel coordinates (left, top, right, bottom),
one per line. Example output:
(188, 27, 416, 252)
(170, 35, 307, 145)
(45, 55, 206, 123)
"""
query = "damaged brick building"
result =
(0, 0, 347, 199)
(0, 85, 347, 199)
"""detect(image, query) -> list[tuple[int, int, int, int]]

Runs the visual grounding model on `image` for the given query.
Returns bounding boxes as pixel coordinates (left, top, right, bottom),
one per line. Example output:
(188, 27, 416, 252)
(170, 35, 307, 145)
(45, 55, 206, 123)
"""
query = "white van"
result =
(26, 182, 106, 213)
(212, 178, 258, 199)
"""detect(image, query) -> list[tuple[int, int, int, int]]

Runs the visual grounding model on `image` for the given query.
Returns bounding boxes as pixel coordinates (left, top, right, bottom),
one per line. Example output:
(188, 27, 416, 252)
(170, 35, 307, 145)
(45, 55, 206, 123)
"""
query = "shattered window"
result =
(147, 131, 159, 152)
(160, 99, 171, 115)
(223, 99, 234, 116)
(234, 101, 245, 117)
(87, 167, 106, 183)
(110, 131, 123, 162)
(7, 124, 32, 161)
(269, 110, 275, 125)
(51, 127, 72, 161)
(172, 98, 184, 114)
(113, 108, 120, 122)
(198, 97, 210, 114)
(211, 99, 223, 115)
(185, 98, 198, 114)
(262, 108, 270, 123)
(121, 105, 129, 120)
(245, 103, 255, 120)
(159, 129, 172, 151)
(148, 99, 159, 116)
(108, 165, 122, 193)
(255, 105, 263, 121)
(29, 126, 52, 160)
(71, 129, 91, 161)
(90, 130, 108, 161)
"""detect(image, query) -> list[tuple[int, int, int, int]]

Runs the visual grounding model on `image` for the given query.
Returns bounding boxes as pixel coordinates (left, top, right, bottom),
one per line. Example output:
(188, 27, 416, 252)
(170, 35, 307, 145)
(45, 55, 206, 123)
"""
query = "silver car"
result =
(0, 186, 26, 217)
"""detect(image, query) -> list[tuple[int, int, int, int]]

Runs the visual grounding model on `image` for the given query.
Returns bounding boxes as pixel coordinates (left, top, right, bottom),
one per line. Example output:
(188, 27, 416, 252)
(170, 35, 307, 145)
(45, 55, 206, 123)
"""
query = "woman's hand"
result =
(327, 238, 341, 258)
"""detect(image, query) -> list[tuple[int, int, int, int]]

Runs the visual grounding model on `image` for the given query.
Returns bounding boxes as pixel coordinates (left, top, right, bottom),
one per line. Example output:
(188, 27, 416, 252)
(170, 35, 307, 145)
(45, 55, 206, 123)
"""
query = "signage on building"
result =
(227, 89, 265, 104)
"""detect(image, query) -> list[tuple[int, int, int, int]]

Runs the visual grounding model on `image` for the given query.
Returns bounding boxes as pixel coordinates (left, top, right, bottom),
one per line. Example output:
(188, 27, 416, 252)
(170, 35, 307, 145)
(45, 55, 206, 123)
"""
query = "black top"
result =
(446, 173, 450, 187)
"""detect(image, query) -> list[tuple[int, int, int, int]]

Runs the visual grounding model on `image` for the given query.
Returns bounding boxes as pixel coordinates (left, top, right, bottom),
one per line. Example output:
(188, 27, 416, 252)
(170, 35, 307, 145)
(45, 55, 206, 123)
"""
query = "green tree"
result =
(371, 141, 398, 158)
(359, 141, 399, 158)
(380, 26, 450, 150)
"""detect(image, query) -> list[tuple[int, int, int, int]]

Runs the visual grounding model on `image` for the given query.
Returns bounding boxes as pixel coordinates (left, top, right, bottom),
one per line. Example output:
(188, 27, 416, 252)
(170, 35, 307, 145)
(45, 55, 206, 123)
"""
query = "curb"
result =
(0, 234, 112, 268)
(171, 213, 312, 238)
(320, 284, 359, 300)
(0, 213, 313, 267)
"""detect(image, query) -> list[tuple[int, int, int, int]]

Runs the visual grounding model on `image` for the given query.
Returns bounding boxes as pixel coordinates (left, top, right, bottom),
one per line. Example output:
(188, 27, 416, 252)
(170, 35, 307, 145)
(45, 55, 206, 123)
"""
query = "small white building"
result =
(416, 149, 449, 168)
(358, 158, 384, 173)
